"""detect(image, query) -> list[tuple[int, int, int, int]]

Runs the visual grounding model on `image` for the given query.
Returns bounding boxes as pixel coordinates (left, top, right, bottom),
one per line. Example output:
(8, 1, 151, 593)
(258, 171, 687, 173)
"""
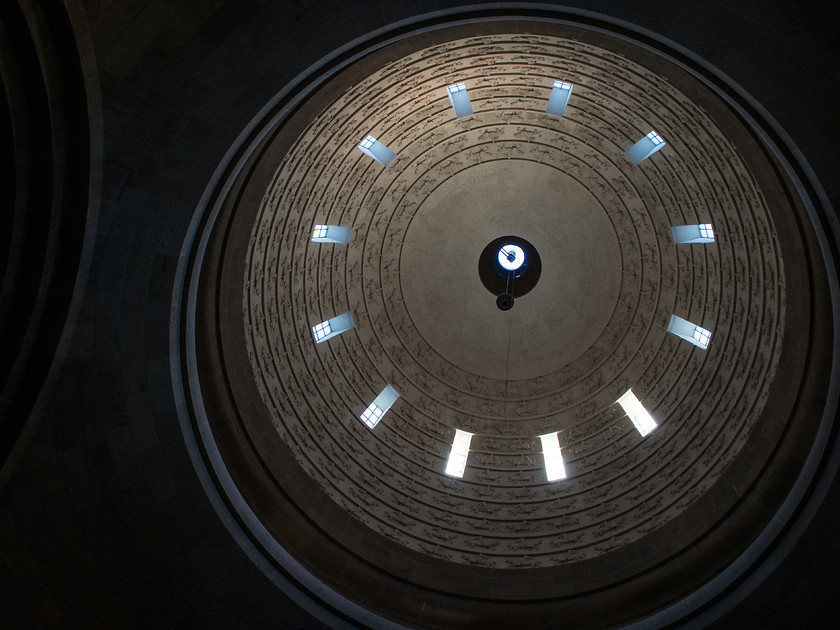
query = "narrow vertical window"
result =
(546, 80, 573, 117)
(447, 82, 473, 117)
(359, 384, 399, 429)
(668, 314, 712, 349)
(626, 130, 666, 164)
(445, 429, 473, 478)
(312, 312, 354, 344)
(617, 389, 657, 437)
(539, 432, 567, 481)
(671, 223, 715, 244)
(311, 224, 352, 244)
(357, 134, 396, 166)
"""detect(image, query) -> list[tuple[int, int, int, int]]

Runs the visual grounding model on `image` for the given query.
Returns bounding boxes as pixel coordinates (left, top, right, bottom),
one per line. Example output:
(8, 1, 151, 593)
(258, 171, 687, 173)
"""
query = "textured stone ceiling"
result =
(243, 33, 784, 569)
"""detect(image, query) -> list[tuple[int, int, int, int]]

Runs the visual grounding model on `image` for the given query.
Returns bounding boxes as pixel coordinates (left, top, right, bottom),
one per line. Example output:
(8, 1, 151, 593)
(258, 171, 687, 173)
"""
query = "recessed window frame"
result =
(446, 82, 473, 118)
(359, 384, 399, 429)
(311, 224, 352, 244)
(445, 429, 473, 478)
(671, 223, 715, 244)
(668, 314, 712, 350)
(312, 311, 354, 344)
(626, 130, 667, 164)
(546, 79, 574, 117)
(357, 134, 396, 166)
(617, 389, 658, 437)
(539, 432, 567, 481)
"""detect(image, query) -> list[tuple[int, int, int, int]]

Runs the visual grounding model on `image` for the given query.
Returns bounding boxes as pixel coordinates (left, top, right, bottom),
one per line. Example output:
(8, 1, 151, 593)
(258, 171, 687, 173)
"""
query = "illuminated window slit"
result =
(445, 429, 473, 478)
(617, 389, 657, 437)
(539, 432, 567, 481)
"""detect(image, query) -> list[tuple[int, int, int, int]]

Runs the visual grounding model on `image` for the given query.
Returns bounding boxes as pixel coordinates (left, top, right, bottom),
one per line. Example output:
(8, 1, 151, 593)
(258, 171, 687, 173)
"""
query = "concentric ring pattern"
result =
(244, 34, 784, 568)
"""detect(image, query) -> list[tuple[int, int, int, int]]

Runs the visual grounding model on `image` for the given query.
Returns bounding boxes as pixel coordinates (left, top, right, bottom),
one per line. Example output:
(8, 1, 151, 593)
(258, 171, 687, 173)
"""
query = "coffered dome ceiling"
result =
(182, 15, 831, 629)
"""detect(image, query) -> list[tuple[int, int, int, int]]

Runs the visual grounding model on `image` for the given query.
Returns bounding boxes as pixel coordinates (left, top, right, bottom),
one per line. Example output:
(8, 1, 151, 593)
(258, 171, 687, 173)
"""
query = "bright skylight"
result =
(692, 325, 712, 349)
(646, 130, 665, 145)
(445, 429, 473, 478)
(359, 135, 376, 150)
(617, 389, 657, 437)
(553, 80, 573, 90)
(360, 403, 383, 429)
(312, 320, 331, 342)
(498, 244, 525, 271)
(539, 432, 567, 481)
(447, 82, 466, 93)
(699, 223, 714, 239)
(312, 224, 328, 239)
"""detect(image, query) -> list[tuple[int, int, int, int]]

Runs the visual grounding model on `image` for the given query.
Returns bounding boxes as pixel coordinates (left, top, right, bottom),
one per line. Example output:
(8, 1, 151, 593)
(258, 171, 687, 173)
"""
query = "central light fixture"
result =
(478, 236, 542, 311)
(478, 235, 542, 311)
(497, 244, 525, 271)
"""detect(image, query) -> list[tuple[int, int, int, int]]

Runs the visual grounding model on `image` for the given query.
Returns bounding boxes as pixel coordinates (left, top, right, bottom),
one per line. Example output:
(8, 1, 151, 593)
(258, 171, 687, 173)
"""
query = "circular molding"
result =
(172, 8, 837, 629)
